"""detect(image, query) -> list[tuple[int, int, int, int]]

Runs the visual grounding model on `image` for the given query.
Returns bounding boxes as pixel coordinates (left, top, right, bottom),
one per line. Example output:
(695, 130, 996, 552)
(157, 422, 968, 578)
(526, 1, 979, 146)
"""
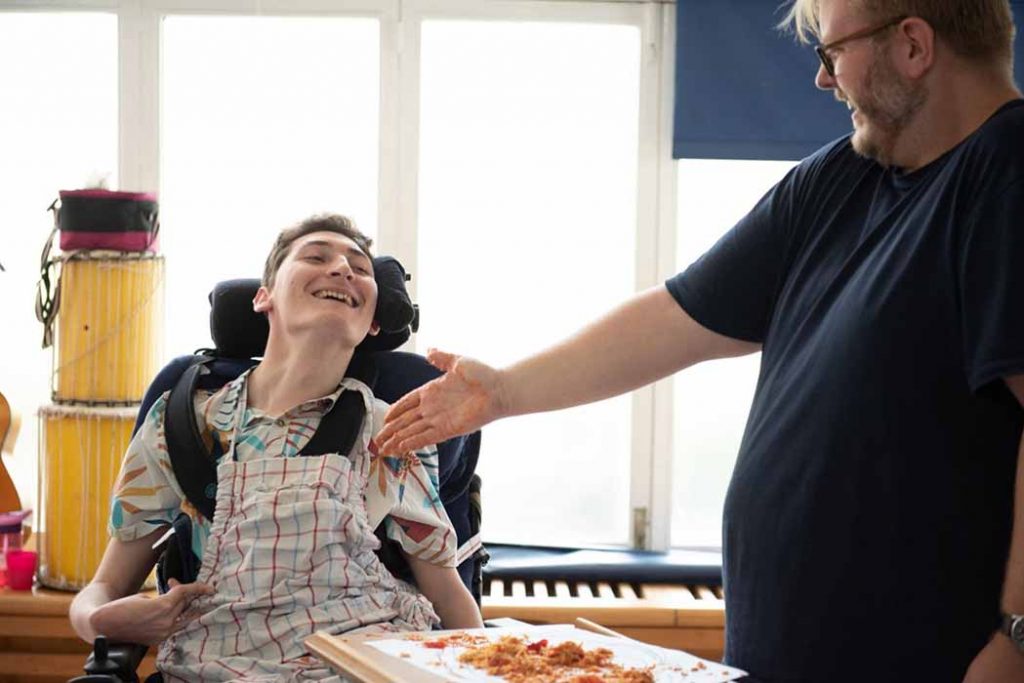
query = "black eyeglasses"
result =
(815, 15, 908, 78)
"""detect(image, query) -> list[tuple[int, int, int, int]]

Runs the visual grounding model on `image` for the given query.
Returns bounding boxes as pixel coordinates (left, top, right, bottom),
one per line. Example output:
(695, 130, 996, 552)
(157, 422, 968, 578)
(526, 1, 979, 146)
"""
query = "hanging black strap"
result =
(164, 353, 378, 522)
(300, 352, 377, 457)
(35, 199, 62, 349)
(165, 358, 219, 521)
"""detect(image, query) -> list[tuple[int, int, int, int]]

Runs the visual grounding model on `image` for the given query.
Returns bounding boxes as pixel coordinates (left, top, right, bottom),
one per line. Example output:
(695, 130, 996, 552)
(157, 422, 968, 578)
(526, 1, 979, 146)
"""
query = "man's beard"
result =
(845, 50, 926, 167)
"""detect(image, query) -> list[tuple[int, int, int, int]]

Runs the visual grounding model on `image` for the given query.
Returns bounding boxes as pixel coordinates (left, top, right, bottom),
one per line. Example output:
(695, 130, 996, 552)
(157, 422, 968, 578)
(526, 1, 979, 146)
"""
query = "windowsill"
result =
(480, 546, 726, 660)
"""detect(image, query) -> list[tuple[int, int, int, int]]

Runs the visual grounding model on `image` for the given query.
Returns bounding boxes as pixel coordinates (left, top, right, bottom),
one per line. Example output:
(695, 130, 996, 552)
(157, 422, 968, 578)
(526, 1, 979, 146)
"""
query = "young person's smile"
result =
(311, 287, 359, 307)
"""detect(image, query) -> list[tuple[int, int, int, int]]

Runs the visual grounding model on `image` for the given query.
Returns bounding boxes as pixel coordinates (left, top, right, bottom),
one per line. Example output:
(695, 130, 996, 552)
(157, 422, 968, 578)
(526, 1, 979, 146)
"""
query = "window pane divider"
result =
(404, 0, 642, 24)
(118, 1, 160, 193)
(652, 3, 679, 551)
(0, 1, 118, 9)
(140, 0, 394, 13)
(382, 1, 421, 290)
(630, 0, 676, 552)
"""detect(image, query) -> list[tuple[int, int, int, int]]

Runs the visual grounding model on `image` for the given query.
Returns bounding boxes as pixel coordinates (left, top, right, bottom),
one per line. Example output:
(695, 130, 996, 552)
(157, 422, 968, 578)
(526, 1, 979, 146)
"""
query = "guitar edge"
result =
(0, 391, 23, 512)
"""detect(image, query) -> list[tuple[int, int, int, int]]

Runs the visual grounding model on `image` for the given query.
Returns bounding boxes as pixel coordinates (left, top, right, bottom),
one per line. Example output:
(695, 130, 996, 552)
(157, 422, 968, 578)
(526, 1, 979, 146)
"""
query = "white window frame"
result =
(1, 0, 682, 551)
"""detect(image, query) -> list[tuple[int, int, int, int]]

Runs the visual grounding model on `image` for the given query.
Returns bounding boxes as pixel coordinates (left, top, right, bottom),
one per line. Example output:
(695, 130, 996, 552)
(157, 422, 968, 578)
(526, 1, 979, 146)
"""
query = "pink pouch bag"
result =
(57, 189, 159, 252)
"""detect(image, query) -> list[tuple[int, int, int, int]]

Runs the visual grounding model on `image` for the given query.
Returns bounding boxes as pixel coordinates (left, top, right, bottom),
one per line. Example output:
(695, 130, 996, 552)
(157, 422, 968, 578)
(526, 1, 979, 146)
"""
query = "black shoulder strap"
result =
(300, 352, 377, 456)
(165, 353, 379, 522)
(299, 391, 365, 457)
(165, 357, 218, 521)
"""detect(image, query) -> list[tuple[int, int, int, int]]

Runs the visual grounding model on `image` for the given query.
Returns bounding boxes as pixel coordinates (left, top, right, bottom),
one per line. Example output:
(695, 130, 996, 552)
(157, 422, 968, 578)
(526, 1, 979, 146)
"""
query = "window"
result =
(0, 11, 118, 511)
(416, 18, 641, 547)
(161, 15, 380, 354)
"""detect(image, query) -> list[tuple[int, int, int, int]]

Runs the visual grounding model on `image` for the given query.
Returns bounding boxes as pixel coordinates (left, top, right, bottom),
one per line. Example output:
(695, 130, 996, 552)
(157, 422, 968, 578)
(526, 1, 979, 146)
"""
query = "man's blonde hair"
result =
(781, 0, 1015, 69)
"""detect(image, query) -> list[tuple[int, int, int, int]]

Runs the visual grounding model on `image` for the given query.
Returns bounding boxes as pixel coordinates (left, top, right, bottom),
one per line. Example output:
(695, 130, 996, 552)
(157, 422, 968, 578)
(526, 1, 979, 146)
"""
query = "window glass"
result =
(671, 159, 796, 548)
(162, 15, 380, 356)
(0, 11, 118, 511)
(417, 19, 641, 547)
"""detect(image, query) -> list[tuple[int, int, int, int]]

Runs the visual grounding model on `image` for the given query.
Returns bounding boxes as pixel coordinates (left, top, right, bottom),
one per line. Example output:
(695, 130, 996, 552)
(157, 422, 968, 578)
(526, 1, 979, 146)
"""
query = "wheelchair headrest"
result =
(209, 255, 420, 358)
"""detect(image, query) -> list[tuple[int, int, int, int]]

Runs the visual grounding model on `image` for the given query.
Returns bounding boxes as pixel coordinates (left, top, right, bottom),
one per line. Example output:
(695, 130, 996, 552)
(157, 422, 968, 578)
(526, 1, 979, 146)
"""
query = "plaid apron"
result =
(156, 386, 439, 682)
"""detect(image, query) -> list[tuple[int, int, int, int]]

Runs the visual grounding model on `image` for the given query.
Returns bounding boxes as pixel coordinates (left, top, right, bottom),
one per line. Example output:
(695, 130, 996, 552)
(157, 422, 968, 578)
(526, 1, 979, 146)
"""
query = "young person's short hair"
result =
(783, 0, 1016, 72)
(262, 213, 374, 289)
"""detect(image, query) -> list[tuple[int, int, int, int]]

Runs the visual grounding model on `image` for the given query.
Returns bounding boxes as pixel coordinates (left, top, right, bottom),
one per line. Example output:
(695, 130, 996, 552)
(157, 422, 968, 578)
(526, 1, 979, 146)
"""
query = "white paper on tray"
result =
(365, 624, 747, 682)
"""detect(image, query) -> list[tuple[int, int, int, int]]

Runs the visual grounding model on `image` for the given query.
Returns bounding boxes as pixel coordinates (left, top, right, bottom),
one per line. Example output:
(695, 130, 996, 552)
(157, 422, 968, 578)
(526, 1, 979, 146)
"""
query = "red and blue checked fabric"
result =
(157, 452, 438, 681)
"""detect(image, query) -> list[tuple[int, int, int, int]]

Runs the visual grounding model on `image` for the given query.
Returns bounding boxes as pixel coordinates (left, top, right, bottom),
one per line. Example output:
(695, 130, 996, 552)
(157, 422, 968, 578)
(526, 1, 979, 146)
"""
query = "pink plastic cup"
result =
(5, 550, 37, 591)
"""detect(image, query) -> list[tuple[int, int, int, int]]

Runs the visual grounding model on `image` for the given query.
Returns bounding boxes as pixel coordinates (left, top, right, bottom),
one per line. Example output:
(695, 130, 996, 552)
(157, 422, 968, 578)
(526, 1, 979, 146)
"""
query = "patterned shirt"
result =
(109, 368, 456, 567)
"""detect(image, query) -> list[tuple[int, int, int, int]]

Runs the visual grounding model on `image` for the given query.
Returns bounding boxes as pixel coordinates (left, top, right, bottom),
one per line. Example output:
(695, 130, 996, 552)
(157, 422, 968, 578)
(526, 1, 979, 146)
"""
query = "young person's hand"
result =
(376, 349, 507, 455)
(88, 579, 214, 646)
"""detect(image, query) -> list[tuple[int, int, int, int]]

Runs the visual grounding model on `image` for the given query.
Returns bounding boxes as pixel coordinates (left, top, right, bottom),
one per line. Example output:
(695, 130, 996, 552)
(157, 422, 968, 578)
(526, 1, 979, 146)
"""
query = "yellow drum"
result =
(37, 404, 137, 591)
(54, 252, 164, 404)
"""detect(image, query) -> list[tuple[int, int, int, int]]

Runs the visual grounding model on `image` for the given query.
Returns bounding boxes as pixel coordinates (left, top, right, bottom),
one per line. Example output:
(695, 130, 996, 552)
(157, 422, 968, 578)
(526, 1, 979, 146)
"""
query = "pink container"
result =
(6, 550, 37, 591)
(0, 511, 30, 588)
(57, 189, 160, 253)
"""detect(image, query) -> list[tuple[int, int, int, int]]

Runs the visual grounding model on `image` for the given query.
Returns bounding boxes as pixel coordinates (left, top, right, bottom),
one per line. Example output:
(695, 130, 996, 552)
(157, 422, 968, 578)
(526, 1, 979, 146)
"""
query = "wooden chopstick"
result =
(574, 617, 627, 639)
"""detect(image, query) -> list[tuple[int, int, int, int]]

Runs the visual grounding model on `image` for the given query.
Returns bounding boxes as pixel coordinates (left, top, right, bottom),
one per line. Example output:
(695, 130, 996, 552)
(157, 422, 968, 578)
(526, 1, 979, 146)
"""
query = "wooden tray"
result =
(306, 618, 674, 683)
(306, 628, 452, 683)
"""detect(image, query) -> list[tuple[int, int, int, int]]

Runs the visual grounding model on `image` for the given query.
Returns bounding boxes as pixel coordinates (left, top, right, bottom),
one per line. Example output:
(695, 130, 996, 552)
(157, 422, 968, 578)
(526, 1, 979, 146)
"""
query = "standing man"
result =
(378, 1, 1024, 681)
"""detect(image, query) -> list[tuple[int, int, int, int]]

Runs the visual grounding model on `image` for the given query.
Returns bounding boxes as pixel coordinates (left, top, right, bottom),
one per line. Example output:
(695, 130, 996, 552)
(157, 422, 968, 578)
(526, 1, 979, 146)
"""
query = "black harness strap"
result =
(164, 353, 378, 522)
(165, 358, 218, 521)
(301, 353, 377, 457)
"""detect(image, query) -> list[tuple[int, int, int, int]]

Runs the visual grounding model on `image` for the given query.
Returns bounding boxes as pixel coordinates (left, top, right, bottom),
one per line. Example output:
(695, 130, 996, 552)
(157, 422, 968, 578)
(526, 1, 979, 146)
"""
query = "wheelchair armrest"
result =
(69, 636, 149, 683)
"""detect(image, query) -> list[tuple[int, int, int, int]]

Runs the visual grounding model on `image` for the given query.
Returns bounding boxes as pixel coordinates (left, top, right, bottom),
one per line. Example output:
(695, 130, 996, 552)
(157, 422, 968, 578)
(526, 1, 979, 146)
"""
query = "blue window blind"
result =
(673, 0, 1024, 161)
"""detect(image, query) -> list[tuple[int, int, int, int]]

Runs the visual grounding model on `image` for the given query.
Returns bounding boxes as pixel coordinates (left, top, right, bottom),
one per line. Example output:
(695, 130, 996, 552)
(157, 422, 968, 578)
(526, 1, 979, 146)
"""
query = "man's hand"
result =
(963, 634, 1024, 682)
(376, 349, 506, 456)
(88, 579, 214, 646)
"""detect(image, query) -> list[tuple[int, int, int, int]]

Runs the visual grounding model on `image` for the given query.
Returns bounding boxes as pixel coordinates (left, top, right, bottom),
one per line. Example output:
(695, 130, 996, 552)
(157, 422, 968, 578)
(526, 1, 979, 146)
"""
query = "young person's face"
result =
(815, 1, 926, 166)
(254, 231, 379, 347)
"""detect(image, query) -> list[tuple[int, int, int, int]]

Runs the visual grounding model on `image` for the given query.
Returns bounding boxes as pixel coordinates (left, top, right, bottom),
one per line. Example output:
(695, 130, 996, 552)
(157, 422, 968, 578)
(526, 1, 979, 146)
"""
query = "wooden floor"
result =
(0, 581, 725, 682)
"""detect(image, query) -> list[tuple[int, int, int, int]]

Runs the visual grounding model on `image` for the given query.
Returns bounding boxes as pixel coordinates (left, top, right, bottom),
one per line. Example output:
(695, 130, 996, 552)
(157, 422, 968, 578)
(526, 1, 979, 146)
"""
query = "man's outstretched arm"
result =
(377, 284, 759, 454)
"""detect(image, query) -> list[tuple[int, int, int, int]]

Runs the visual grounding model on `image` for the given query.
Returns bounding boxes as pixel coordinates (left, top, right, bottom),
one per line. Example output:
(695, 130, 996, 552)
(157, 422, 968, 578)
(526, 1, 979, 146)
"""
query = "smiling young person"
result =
(376, 2, 1024, 681)
(70, 213, 481, 681)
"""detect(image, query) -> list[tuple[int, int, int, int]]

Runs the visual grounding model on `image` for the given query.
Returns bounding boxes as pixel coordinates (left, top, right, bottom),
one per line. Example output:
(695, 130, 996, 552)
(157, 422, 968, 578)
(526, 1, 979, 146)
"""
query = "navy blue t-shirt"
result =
(667, 100, 1024, 682)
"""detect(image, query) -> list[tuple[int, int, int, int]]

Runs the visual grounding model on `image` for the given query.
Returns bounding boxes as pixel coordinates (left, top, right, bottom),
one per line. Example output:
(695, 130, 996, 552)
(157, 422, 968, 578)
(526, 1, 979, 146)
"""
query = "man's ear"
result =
(253, 285, 272, 313)
(368, 320, 381, 336)
(897, 17, 935, 79)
